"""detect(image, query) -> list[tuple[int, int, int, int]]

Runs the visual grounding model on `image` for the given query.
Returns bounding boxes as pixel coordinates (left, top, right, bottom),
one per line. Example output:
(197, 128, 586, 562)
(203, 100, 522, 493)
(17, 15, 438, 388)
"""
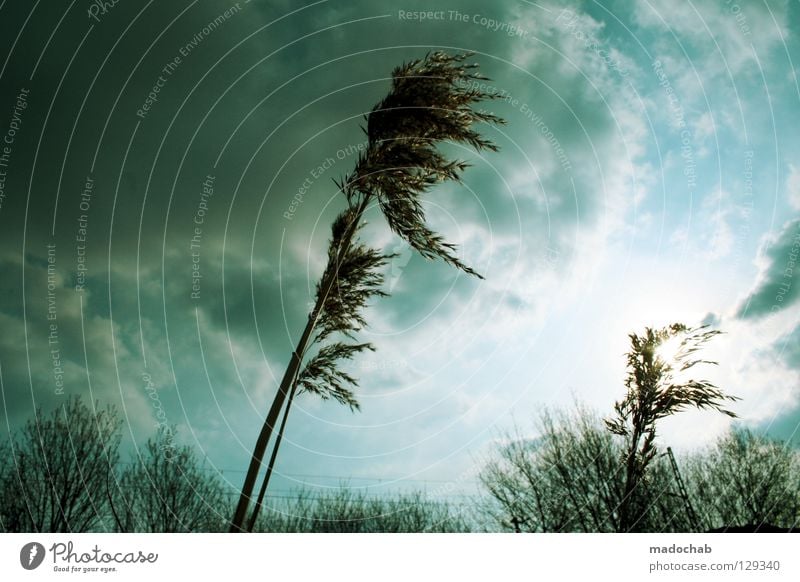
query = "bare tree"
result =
(605, 324, 739, 531)
(231, 51, 503, 531)
(479, 404, 688, 532)
(0, 396, 120, 532)
(685, 428, 800, 531)
(112, 427, 229, 532)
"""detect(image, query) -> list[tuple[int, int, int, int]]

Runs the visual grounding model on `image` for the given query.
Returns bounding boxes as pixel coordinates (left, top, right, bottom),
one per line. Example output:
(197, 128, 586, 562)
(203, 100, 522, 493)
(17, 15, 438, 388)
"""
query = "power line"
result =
(114, 460, 481, 486)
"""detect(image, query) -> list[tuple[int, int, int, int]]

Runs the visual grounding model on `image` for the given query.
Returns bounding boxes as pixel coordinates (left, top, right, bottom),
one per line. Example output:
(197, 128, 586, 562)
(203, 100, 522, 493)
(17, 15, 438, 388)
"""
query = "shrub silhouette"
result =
(255, 488, 471, 533)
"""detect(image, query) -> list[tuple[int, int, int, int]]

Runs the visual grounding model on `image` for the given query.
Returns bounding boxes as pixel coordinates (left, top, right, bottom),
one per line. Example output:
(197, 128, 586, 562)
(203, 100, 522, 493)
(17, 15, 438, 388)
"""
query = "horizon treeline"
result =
(1, 393, 797, 533)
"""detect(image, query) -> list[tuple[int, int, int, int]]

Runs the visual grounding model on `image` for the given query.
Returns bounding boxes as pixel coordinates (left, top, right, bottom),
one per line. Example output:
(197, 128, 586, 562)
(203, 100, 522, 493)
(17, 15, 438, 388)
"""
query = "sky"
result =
(0, 0, 798, 504)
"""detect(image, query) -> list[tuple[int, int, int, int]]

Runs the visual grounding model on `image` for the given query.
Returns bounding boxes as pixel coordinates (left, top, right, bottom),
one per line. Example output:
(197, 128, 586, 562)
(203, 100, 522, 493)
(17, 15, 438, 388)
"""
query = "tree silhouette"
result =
(0, 396, 120, 532)
(686, 428, 800, 531)
(606, 323, 739, 532)
(111, 426, 229, 532)
(479, 402, 800, 533)
(479, 404, 688, 532)
(230, 51, 503, 531)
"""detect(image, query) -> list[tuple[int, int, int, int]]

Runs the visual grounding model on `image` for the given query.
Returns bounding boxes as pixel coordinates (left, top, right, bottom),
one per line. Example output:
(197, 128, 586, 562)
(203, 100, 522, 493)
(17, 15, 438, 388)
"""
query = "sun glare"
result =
(655, 334, 685, 368)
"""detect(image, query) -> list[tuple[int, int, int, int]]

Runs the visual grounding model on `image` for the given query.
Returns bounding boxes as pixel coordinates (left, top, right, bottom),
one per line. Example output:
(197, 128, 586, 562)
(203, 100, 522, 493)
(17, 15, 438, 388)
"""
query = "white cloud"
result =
(707, 311, 800, 423)
(633, 0, 789, 77)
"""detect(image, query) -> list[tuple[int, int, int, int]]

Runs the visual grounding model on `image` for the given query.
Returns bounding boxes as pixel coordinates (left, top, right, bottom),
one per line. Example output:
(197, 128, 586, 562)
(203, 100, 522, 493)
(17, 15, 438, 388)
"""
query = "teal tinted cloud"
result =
(737, 219, 800, 319)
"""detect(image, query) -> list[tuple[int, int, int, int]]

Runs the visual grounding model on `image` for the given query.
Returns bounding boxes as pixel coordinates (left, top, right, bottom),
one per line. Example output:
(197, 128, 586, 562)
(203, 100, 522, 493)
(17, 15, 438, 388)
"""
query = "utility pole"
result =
(666, 447, 700, 531)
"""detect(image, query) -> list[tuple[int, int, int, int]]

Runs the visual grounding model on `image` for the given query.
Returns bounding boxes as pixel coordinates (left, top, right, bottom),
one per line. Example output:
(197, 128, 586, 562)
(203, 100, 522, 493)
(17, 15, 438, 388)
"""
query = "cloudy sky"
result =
(0, 0, 798, 502)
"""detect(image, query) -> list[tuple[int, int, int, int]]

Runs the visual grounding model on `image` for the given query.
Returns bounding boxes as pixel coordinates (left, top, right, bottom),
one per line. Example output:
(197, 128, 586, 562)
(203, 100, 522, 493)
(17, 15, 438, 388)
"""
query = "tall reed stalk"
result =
(230, 52, 504, 531)
(606, 323, 739, 532)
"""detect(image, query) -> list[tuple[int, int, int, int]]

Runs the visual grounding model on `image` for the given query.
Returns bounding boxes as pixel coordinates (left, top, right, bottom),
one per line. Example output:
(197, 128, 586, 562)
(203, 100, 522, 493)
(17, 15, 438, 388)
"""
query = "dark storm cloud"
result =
(736, 218, 800, 319)
(0, 1, 622, 362)
(0, 0, 726, 487)
(0, 1, 343, 428)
